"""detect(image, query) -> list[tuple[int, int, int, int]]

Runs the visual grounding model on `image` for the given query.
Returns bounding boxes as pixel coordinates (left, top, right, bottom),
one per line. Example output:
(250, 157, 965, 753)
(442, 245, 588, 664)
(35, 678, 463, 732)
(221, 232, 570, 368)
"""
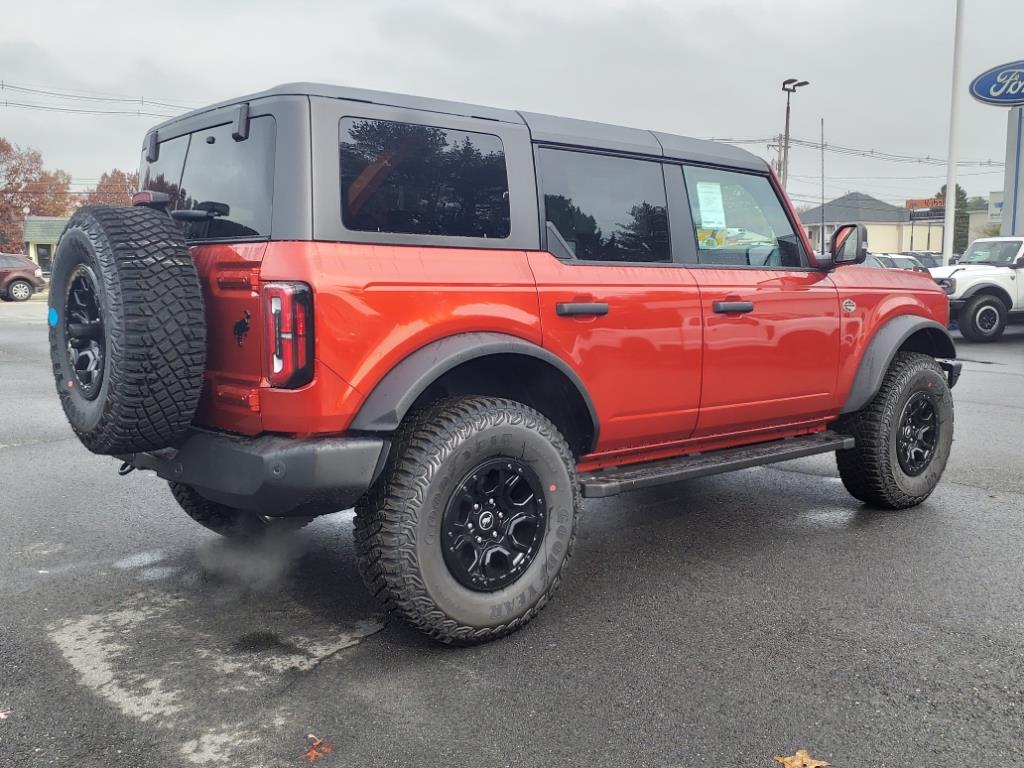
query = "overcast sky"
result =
(1, 0, 1020, 207)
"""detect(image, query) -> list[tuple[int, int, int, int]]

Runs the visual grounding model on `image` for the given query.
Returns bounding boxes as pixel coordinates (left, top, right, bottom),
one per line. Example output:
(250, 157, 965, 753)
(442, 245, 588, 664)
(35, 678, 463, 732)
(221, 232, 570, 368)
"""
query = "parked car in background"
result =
(0, 252, 46, 302)
(889, 254, 930, 273)
(930, 236, 1024, 341)
(858, 254, 893, 269)
(904, 251, 942, 269)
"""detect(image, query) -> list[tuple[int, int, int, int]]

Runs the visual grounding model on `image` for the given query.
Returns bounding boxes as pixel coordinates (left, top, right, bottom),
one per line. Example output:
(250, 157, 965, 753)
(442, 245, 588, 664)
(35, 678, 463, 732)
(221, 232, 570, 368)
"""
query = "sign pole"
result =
(942, 0, 965, 265)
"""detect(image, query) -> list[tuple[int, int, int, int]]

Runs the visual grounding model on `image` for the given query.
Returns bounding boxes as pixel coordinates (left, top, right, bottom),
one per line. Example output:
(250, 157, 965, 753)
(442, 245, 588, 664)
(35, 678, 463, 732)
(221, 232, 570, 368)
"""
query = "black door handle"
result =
(556, 302, 609, 317)
(712, 300, 754, 314)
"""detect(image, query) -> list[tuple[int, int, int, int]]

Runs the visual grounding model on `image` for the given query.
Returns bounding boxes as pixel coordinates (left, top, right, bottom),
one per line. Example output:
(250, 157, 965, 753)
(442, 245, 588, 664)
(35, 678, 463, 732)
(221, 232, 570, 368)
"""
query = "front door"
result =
(530, 147, 703, 459)
(672, 164, 841, 437)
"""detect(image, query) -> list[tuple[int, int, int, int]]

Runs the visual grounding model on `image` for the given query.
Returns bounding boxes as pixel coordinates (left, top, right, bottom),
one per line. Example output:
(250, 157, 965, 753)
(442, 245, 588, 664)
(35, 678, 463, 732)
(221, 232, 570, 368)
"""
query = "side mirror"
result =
(830, 223, 869, 265)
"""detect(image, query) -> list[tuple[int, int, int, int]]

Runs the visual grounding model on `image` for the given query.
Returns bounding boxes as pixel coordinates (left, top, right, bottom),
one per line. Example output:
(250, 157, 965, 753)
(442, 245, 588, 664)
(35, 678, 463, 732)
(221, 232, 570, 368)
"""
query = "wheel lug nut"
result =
(476, 536, 482, 543)
(473, 503, 480, 510)
(492, 532, 498, 538)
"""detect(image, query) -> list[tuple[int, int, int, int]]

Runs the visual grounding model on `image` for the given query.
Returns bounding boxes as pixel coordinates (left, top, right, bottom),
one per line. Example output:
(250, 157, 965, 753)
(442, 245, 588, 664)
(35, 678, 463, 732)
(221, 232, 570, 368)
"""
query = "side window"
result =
(538, 148, 670, 263)
(339, 117, 510, 239)
(682, 166, 806, 268)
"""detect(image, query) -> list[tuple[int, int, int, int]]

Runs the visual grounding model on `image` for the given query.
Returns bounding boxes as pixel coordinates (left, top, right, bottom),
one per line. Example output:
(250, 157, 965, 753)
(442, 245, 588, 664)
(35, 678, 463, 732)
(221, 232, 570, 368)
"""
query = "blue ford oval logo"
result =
(970, 60, 1024, 106)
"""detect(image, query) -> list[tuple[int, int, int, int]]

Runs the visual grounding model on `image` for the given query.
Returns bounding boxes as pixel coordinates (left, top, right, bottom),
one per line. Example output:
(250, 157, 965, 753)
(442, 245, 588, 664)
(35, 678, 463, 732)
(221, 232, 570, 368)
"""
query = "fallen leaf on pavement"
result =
(0, 709, 11, 721)
(304, 734, 333, 763)
(774, 748, 830, 768)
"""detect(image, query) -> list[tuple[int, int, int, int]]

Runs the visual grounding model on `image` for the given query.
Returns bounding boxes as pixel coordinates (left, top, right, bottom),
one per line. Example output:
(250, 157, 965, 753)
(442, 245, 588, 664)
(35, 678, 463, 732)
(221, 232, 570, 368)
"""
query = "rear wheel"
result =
(959, 294, 1006, 342)
(836, 352, 953, 509)
(354, 396, 580, 644)
(169, 482, 312, 538)
(8, 279, 32, 302)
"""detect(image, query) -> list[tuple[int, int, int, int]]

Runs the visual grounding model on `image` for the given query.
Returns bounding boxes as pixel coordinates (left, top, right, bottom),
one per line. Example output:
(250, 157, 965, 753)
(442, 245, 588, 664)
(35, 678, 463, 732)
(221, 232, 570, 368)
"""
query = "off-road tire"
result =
(354, 396, 581, 645)
(958, 294, 1007, 342)
(48, 206, 206, 454)
(7, 279, 32, 302)
(169, 482, 312, 538)
(836, 352, 953, 509)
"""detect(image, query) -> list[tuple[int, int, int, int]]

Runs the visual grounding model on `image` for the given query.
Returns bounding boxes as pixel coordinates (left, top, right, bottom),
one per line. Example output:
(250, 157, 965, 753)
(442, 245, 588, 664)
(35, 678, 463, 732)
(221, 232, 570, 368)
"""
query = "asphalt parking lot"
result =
(2, 299, 1023, 768)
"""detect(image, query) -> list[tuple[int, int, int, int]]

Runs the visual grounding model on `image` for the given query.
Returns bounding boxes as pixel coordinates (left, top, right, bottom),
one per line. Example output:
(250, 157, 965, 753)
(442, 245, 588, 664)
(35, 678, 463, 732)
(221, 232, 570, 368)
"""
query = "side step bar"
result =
(579, 431, 855, 499)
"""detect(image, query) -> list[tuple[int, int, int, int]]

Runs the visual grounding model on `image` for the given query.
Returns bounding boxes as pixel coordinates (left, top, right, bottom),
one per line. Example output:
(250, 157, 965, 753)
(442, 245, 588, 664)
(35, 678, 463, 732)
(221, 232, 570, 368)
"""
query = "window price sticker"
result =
(696, 181, 727, 229)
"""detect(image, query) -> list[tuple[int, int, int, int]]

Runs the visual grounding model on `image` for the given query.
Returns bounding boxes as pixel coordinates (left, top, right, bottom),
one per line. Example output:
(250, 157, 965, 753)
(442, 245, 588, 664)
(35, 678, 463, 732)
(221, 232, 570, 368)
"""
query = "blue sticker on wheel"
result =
(48, 307, 58, 327)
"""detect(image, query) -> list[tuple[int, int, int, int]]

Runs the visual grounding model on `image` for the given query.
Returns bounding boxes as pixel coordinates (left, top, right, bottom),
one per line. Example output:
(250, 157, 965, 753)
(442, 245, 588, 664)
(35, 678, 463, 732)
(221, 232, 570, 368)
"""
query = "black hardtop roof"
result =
(151, 82, 767, 173)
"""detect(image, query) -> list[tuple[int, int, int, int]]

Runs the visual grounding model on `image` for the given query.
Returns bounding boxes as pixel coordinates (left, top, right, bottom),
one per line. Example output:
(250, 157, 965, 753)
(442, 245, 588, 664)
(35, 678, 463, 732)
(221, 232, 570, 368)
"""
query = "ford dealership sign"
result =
(970, 60, 1024, 106)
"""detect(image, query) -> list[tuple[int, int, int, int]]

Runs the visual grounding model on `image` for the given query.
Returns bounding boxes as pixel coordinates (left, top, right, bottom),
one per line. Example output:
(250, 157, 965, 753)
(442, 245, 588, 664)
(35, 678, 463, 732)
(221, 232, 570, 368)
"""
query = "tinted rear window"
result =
(139, 116, 276, 241)
(339, 117, 510, 239)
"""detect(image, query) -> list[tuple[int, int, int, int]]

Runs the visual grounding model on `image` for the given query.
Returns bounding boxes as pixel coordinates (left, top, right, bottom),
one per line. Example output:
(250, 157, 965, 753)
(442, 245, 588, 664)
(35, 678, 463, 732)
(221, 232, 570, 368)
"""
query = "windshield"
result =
(960, 240, 1023, 265)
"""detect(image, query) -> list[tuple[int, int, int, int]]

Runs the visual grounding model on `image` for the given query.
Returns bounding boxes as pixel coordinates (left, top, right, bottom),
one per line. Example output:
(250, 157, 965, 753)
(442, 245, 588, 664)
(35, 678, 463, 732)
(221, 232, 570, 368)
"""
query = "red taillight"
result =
(262, 281, 314, 388)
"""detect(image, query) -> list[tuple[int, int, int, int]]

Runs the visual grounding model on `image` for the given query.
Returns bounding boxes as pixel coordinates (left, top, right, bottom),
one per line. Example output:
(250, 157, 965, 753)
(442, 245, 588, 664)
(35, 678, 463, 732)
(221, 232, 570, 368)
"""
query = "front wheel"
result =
(959, 294, 1007, 342)
(836, 352, 954, 509)
(8, 279, 32, 302)
(354, 396, 581, 644)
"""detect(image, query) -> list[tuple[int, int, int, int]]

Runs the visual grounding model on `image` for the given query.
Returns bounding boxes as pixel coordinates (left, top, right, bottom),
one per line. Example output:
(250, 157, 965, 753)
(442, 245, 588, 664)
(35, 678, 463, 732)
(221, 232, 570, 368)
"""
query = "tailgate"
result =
(191, 242, 267, 435)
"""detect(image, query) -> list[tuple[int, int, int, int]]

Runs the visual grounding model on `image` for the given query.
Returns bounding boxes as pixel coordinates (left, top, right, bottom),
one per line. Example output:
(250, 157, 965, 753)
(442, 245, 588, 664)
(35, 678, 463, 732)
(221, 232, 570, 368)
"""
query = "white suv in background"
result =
(931, 237, 1024, 342)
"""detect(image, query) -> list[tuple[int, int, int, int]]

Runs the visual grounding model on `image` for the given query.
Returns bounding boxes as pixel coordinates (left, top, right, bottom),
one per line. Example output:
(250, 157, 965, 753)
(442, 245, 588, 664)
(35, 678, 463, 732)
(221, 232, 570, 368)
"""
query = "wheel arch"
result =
(840, 316, 956, 414)
(349, 332, 599, 456)
(959, 283, 1014, 309)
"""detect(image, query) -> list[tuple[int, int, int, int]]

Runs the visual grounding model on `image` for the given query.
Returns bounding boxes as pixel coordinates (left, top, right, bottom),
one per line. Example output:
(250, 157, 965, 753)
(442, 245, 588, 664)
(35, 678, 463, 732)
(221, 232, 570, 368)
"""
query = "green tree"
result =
(936, 183, 970, 253)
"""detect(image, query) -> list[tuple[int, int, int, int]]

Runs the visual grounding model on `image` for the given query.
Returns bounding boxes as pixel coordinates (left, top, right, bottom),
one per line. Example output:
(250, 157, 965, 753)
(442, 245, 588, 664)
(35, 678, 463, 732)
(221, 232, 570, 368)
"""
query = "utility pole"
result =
(821, 117, 826, 253)
(781, 78, 809, 190)
(941, 0, 965, 265)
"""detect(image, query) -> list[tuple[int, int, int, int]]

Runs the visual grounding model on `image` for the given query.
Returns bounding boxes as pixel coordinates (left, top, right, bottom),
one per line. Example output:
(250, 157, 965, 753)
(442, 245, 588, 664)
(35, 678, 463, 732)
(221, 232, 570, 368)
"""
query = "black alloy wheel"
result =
(442, 458, 547, 591)
(64, 265, 106, 400)
(895, 391, 939, 477)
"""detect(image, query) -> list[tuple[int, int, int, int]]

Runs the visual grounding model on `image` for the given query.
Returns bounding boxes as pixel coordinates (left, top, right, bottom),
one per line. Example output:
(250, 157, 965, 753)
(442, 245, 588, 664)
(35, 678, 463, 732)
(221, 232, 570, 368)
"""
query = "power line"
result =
(707, 135, 1003, 168)
(0, 80, 195, 111)
(0, 99, 177, 118)
(788, 169, 1004, 181)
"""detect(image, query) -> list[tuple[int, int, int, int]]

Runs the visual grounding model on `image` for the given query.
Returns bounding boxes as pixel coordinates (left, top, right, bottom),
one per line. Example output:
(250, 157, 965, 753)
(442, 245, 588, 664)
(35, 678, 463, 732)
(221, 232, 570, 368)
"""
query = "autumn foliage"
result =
(0, 137, 74, 250)
(82, 169, 140, 207)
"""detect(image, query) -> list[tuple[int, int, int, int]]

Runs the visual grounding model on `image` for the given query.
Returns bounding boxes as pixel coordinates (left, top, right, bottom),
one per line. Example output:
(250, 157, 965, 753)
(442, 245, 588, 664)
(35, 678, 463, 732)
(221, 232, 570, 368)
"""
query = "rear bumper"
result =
(120, 430, 388, 515)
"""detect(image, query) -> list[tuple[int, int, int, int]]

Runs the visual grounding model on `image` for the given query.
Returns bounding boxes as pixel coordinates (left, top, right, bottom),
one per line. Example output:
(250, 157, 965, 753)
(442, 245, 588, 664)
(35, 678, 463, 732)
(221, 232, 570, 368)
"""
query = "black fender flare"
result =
(349, 332, 600, 450)
(958, 282, 1014, 308)
(841, 316, 957, 414)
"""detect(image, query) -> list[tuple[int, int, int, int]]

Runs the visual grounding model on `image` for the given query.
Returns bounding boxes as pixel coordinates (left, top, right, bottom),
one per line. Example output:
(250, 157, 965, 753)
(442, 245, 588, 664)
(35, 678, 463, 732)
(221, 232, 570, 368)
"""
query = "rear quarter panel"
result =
(258, 242, 543, 434)
(828, 265, 950, 408)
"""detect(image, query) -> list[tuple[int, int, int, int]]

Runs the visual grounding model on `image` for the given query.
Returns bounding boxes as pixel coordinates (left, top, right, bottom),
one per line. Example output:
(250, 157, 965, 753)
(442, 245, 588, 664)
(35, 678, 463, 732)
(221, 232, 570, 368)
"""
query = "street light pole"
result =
(781, 78, 809, 191)
(941, 0, 965, 266)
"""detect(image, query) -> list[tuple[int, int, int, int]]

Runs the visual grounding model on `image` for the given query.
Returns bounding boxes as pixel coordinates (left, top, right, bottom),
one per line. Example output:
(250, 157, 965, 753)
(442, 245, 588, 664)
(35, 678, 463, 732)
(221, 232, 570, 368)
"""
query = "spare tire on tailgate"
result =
(48, 206, 206, 455)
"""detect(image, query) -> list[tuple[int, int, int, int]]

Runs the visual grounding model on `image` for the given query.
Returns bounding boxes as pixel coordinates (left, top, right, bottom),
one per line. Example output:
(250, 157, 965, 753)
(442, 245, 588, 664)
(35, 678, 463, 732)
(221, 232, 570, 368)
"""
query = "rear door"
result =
(530, 147, 703, 458)
(669, 164, 840, 437)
